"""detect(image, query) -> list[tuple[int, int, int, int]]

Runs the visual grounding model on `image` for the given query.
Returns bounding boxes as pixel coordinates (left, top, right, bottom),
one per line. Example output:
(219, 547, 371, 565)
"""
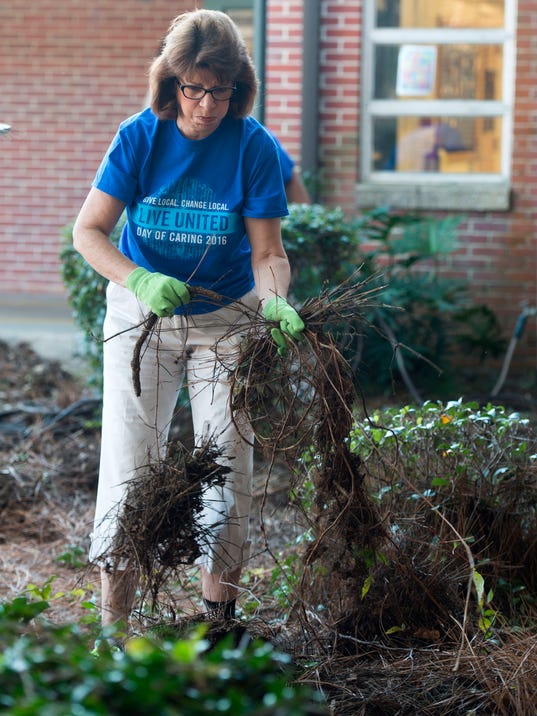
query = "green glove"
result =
(263, 296, 305, 355)
(269, 327, 290, 356)
(126, 267, 190, 317)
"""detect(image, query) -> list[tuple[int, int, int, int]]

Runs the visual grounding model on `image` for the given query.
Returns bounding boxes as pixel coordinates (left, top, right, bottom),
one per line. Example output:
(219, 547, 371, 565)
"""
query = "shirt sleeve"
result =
(92, 116, 141, 204)
(241, 124, 288, 219)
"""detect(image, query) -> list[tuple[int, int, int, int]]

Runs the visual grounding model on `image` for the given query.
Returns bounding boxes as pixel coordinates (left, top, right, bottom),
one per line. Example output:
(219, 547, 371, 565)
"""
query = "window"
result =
(204, 2, 255, 56)
(358, 0, 517, 210)
(203, 1, 264, 121)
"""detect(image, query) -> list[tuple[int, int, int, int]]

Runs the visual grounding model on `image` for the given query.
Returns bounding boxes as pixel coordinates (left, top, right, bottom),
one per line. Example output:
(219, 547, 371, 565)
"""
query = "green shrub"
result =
(281, 204, 359, 303)
(348, 399, 537, 618)
(350, 398, 535, 484)
(282, 204, 505, 399)
(0, 596, 326, 715)
(59, 215, 125, 389)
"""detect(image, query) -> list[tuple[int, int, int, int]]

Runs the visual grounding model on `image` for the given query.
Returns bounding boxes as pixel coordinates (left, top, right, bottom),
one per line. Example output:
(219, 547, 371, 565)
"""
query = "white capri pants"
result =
(89, 281, 258, 575)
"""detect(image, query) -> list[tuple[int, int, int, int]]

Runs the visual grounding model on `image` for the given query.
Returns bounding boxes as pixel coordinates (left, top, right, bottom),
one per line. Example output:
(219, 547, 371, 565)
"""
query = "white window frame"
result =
(357, 0, 518, 211)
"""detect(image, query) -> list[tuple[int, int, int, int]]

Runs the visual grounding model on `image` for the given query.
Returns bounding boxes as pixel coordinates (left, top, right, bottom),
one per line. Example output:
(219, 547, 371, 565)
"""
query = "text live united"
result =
(134, 204, 235, 233)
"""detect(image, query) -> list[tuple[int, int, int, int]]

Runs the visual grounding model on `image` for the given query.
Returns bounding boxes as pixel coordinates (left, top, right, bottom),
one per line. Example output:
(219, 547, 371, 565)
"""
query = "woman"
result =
(73, 9, 304, 633)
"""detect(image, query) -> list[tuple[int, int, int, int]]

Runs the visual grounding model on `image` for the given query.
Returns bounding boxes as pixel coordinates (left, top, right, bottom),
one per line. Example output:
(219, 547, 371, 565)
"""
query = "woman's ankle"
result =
(203, 597, 236, 620)
(100, 567, 137, 628)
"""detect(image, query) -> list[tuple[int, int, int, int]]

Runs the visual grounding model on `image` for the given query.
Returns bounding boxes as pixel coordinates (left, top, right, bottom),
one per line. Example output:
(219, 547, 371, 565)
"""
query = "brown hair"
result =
(148, 9, 258, 121)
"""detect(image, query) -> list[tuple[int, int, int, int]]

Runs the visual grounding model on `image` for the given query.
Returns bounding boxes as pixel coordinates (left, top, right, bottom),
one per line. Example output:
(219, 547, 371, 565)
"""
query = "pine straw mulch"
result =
(0, 339, 101, 621)
(0, 337, 303, 618)
(0, 339, 100, 540)
(2, 271, 537, 714)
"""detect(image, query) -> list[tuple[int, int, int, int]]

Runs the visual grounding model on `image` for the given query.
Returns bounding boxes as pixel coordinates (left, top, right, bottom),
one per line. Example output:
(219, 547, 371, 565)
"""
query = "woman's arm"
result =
(245, 216, 291, 306)
(285, 169, 311, 204)
(247, 215, 304, 353)
(72, 187, 136, 286)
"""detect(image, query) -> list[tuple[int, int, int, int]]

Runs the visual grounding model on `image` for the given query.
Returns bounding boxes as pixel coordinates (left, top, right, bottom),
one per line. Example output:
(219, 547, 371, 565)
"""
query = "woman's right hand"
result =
(126, 267, 191, 317)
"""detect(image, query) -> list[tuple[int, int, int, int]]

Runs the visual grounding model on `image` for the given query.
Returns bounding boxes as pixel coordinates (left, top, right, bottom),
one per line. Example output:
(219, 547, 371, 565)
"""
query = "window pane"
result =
(373, 116, 502, 173)
(225, 9, 254, 56)
(374, 44, 503, 100)
(376, 0, 505, 29)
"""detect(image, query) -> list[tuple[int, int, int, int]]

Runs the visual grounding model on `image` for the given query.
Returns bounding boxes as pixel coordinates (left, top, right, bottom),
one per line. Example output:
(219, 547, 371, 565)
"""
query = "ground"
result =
(0, 339, 298, 628)
(3, 338, 537, 715)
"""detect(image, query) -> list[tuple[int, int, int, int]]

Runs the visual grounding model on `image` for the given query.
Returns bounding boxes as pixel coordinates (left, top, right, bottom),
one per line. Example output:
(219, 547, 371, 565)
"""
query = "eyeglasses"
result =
(176, 80, 236, 102)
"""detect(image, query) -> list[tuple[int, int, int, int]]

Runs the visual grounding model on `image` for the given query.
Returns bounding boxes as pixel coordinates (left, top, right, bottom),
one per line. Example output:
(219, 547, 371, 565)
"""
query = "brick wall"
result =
(443, 0, 537, 373)
(264, 0, 304, 166)
(317, 0, 361, 213)
(0, 0, 193, 293)
(301, 0, 536, 377)
(264, 0, 362, 212)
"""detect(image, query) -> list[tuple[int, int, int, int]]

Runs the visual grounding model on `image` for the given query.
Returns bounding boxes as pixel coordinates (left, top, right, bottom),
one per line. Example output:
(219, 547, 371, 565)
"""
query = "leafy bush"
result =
(0, 596, 326, 715)
(281, 204, 360, 303)
(59, 214, 125, 388)
(348, 399, 537, 618)
(282, 204, 505, 399)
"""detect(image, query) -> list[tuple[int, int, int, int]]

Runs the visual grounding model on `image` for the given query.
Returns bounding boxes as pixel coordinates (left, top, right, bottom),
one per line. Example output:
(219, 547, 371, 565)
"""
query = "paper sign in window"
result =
(396, 45, 437, 97)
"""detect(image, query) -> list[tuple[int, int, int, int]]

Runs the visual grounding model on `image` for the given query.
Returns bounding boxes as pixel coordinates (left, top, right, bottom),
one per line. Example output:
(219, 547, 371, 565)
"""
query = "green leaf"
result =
(431, 477, 450, 487)
(361, 574, 373, 599)
(472, 569, 485, 608)
(386, 624, 406, 635)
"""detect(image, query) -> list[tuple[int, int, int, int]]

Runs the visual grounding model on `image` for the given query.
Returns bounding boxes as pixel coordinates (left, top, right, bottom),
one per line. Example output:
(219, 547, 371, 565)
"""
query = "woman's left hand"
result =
(263, 296, 305, 355)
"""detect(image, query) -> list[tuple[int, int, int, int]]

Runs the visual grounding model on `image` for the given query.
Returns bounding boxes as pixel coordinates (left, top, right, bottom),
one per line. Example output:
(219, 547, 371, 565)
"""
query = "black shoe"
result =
(203, 598, 236, 620)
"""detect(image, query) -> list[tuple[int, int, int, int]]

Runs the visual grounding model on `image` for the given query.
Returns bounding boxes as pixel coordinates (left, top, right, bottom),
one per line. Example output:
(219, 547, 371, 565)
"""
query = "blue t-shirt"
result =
(93, 109, 288, 313)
